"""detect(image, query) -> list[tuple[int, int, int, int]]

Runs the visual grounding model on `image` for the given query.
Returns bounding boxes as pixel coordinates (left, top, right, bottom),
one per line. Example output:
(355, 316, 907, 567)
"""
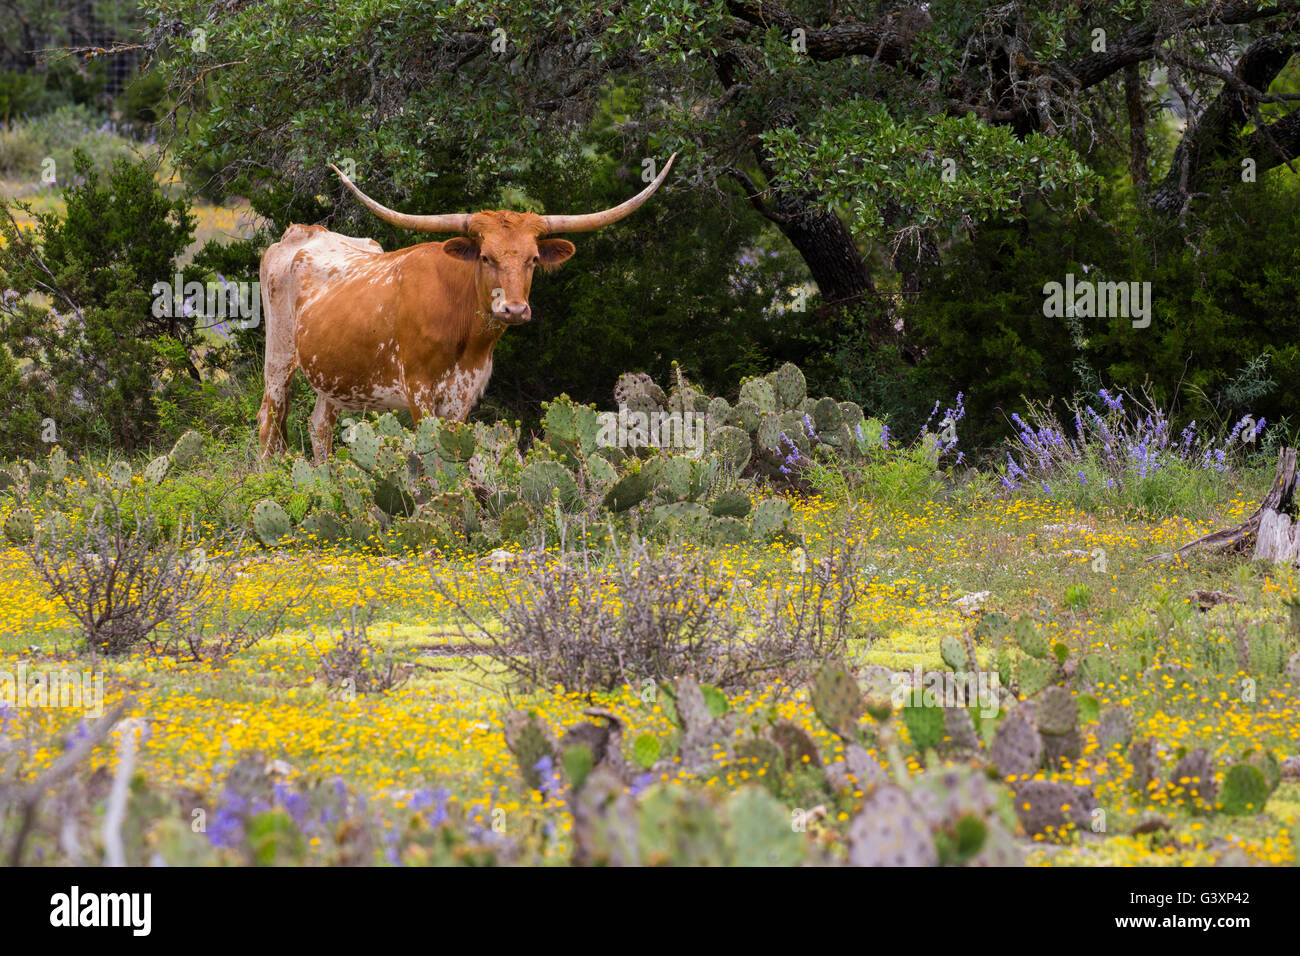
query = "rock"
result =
(1188, 589, 1237, 611)
(953, 591, 990, 615)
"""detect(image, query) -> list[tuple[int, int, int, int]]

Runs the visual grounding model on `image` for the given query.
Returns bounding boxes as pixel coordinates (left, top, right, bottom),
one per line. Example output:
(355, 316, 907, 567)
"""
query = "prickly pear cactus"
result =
(1014, 616, 1050, 659)
(170, 430, 203, 467)
(47, 446, 68, 482)
(1242, 748, 1281, 794)
(812, 396, 843, 433)
(767, 362, 806, 411)
(1170, 748, 1217, 812)
(846, 785, 937, 866)
(348, 422, 382, 472)
(1016, 656, 1055, 697)
(603, 467, 651, 513)
(543, 396, 599, 463)
(520, 460, 580, 512)
(251, 499, 292, 547)
(3, 508, 36, 545)
(750, 498, 792, 539)
(902, 689, 946, 753)
(300, 511, 345, 544)
(291, 458, 317, 489)
(941, 705, 980, 753)
(436, 422, 477, 462)
(809, 661, 864, 741)
(708, 426, 752, 474)
(708, 515, 750, 545)
(1012, 780, 1097, 838)
(498, 501, 534, 544)
(990, 709, 1043, 778)
(653, 456, 693, 503)
(143, 454, 171, 485)
(710, 488, 751, 518)
(1218, 762, 1270, 816)
(940, 635, 968, 673)
(738, 378, 777, 416)
(1097, 705, 1134, 751)
(1034, 686, 1077, 736)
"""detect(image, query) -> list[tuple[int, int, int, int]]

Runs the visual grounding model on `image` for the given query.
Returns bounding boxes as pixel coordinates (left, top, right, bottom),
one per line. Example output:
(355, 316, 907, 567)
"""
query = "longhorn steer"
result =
(257, 155, 676, 461)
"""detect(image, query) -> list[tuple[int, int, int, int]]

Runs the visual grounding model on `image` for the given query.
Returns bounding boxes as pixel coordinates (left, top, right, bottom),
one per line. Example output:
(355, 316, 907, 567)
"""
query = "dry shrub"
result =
(435, 514, 865, 694)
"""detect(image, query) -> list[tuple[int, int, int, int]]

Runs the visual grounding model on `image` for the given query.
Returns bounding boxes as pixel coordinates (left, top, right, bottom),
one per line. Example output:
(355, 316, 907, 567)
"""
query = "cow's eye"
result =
(532, 255, 539, 264)
(480, 255, 489, 263)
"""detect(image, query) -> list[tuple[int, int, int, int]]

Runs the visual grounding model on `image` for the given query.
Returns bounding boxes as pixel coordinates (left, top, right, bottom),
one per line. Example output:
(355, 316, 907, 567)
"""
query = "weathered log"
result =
(1148, 447, 1296, 563)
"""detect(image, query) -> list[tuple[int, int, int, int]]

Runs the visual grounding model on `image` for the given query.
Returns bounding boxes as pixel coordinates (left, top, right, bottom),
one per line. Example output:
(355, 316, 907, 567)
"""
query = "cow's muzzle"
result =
(493, 303, 532, 325)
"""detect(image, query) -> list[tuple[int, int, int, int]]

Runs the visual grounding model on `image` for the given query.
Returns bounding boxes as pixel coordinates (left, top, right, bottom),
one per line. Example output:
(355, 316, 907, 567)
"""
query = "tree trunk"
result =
(714, 48, 884, 340)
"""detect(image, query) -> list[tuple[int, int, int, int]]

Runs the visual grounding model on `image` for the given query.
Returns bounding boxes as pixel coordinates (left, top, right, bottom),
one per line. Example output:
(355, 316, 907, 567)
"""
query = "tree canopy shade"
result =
(139, 1, 1298, 320)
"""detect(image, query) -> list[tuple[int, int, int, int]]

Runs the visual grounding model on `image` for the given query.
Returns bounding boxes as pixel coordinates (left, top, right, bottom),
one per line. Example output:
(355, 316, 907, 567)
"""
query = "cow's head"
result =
(330, 154, 676, 326)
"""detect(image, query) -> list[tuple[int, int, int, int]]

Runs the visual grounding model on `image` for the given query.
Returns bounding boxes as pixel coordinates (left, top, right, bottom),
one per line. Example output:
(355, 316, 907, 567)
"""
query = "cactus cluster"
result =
(505, 668, 1025, 866)
(615, 362, 869, 481)
(257, 388, 801, 553)
(2, 437, 207, 545)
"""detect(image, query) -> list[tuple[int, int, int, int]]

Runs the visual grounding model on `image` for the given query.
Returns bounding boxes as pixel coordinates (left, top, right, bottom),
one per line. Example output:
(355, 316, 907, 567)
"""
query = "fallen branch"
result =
(6, 699, 132, 866)
(1148, 447, 1296, 563)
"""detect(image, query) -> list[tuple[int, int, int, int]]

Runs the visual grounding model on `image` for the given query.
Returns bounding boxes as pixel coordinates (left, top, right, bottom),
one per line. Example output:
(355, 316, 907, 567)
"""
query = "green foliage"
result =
(1063, 583, 1092, 609)
(805, 420, 944, 506)
(902, 182, 1300, 454)
(901, 689, 946, 753)
(0, 152, 199, 454)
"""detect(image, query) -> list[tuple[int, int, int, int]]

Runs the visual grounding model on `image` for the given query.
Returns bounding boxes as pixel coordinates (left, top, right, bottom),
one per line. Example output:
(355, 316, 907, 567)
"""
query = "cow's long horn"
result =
(539, 153, 677, 234)
(329, 164, 471, 234)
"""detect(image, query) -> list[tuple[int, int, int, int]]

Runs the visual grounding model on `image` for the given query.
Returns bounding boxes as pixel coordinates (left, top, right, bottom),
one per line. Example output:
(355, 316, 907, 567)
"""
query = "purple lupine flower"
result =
(801, 414, 817, 440)
(535, 755, 560, 797)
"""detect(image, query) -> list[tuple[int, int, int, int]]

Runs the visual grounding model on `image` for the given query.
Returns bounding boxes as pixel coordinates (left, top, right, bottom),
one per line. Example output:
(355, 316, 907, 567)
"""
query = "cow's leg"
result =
(257, 359, 297, 459)
(308, 393, 340, 464)
(257, 248, 299, 460)
(407, 386, 442, 428)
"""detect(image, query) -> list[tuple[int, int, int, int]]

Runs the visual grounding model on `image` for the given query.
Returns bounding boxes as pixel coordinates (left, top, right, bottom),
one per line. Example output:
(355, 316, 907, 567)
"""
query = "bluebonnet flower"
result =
(534, 755, 561, 797)
(777, 434, 802, 476)
(630, 772, 656, 797)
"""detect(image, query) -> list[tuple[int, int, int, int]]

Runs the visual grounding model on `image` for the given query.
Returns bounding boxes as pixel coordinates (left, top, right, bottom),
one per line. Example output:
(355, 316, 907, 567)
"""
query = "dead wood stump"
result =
(1148, 447, 1296, 564)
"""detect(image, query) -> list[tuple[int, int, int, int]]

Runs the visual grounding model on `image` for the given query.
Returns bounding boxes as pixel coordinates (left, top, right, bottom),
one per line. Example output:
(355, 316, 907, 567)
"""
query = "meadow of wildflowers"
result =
(1, 446, 1296, 866)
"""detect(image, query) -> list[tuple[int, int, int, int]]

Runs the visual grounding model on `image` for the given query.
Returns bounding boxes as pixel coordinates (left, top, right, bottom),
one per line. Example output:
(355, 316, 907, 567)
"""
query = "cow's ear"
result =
(443, 237, 479, 261)
(537, 238, 576, 271)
